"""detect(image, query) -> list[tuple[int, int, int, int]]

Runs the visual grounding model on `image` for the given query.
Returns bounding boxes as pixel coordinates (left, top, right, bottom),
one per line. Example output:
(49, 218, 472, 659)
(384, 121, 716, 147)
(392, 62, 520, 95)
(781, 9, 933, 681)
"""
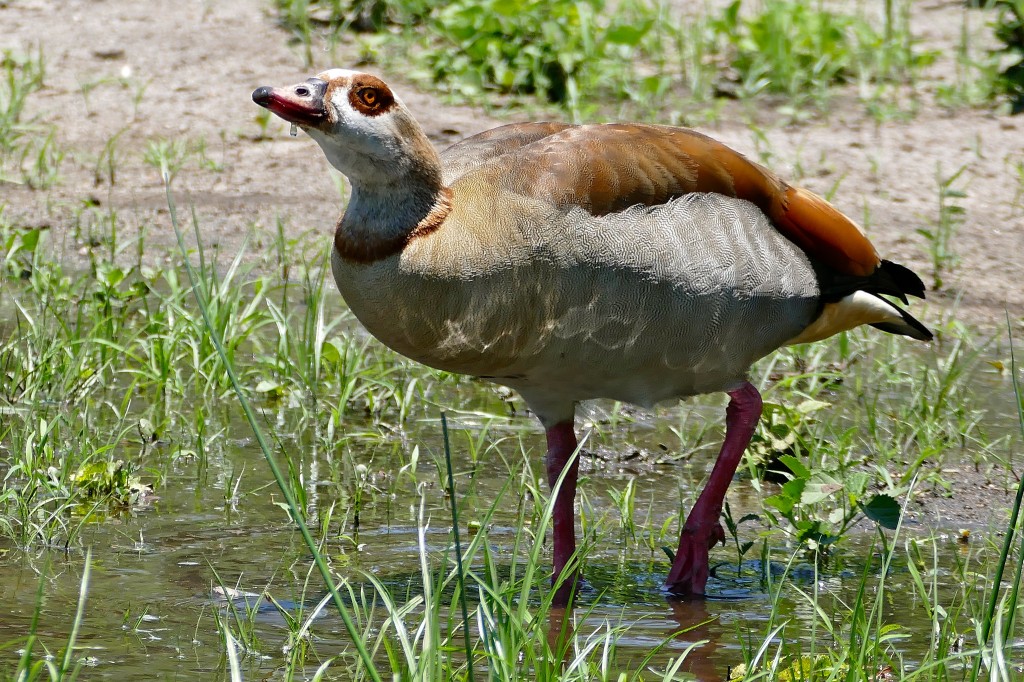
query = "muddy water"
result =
(0, 356, 1018, 679)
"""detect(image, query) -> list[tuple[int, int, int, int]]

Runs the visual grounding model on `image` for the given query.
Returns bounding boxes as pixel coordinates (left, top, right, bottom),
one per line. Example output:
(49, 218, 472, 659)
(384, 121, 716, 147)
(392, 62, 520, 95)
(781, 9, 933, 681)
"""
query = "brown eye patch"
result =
(347, 75, 395, 117)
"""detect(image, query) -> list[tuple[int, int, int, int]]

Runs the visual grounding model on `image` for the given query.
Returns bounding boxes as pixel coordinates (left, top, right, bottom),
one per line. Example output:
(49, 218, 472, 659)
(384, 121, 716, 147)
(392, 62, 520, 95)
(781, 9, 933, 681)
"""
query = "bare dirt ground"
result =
(1, 0, 1022, 523)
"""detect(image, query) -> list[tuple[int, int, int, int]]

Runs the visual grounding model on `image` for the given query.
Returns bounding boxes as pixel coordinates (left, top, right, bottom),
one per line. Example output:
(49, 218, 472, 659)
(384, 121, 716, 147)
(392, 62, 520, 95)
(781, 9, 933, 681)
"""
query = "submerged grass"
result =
(11, 550, 92, 681)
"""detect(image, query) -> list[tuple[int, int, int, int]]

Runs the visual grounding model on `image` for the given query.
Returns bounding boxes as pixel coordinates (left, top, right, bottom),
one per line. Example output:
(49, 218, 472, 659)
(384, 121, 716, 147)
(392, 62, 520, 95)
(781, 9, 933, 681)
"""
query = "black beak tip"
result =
(252, 86, 272, 105)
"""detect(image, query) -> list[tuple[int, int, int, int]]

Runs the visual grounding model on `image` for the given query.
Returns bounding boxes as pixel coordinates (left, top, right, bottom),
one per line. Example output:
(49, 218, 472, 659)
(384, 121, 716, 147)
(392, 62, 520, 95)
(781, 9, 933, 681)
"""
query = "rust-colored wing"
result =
(470, 123, 880, 277)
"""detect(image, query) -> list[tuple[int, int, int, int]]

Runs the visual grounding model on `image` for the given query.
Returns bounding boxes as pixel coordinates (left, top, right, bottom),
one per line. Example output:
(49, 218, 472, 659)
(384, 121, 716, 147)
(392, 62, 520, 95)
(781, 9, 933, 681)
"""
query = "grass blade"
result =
(974, 315, 1024, 678)
(164, 178, 381, 682)
(58, 547, 91, 680)
(441, 413, 476, 682)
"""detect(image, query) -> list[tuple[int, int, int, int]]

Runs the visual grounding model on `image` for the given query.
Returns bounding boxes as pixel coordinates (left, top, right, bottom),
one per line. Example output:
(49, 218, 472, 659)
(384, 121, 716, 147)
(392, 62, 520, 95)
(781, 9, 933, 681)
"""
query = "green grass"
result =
(992, 0, 1024, 113)
(0, 47, 63, 188)
(2, 23, 1024, 679)
(2, 177, 1022, 678)
(12, 551, 93, 681)
(271, 0, 974, 121)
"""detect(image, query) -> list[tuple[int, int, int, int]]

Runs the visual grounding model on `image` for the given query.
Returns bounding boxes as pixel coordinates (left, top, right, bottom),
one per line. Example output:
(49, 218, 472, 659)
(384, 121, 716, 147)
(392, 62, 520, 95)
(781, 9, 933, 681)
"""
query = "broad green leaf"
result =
(862, 494, 901, 530)
(766, 478, 805, 514)
(779, 454, 810, 480)
(796, 399, 831, 414)
(605, 21, 651, 46)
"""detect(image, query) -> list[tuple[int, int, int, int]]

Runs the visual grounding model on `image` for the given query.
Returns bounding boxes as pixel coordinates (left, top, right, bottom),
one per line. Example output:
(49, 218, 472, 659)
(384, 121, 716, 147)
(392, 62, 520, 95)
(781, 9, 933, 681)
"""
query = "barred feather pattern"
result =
(332, 193, 819, 421)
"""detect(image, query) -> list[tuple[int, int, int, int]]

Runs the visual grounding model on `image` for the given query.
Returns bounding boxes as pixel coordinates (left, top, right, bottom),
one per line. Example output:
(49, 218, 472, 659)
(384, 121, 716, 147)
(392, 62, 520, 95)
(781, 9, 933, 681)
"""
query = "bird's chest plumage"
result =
(330, 193, 822, 406)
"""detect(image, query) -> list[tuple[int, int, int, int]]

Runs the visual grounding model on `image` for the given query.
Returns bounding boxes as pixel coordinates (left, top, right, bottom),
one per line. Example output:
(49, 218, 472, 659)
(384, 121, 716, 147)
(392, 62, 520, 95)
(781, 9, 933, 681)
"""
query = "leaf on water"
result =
(862, 494, 902, 530)
(255, 380, 283, 395)
(274, 501, 297, 522)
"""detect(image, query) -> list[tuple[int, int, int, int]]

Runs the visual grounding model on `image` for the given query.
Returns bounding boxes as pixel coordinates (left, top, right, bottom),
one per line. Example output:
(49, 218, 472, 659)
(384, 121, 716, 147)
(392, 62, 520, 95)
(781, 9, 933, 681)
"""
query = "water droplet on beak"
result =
(289, 123, 298, 137)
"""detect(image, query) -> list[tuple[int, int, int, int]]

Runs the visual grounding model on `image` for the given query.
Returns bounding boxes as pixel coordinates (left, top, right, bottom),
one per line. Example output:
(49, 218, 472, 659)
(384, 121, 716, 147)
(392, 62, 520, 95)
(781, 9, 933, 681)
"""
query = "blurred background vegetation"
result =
(272, 0, 1024, 121)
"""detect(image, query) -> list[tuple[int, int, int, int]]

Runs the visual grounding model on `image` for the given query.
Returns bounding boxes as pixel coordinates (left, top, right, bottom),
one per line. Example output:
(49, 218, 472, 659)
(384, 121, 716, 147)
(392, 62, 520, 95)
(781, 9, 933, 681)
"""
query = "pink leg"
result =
(666, 381, 762, 596)
(545, 421, 580, 605)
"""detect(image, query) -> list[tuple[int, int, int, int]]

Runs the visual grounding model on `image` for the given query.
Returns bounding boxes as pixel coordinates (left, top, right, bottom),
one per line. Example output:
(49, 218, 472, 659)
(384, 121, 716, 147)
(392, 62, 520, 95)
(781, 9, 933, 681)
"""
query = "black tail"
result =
(875, 259, 927, 301)
(870, 303, 933, 341)
(814, 258, 932, 341)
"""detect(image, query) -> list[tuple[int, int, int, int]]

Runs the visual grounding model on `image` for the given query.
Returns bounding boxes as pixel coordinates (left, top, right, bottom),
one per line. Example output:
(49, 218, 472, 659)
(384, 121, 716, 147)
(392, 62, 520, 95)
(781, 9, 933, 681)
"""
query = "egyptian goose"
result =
(252, 70, 931, 604)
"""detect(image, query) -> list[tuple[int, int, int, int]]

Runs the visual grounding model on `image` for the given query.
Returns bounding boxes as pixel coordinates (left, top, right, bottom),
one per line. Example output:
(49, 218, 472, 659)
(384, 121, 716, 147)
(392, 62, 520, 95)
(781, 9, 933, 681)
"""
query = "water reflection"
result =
(543, 591, 756, 679)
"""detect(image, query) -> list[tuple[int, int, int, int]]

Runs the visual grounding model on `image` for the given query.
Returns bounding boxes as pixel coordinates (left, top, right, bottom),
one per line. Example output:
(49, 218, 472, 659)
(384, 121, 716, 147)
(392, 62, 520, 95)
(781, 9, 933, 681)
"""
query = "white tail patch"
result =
(786, 291, 914, 345)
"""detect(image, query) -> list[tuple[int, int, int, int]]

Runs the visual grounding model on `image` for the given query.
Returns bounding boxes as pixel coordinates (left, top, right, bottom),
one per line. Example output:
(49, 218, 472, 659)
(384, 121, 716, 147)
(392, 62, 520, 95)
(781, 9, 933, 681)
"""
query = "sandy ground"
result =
(1, 0, 1022, 331)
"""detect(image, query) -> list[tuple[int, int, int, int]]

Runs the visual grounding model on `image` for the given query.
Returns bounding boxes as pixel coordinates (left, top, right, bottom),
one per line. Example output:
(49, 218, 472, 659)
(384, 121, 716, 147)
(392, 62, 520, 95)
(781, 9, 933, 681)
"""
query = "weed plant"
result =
(919, 165, 969, 291)
(711, 0, 932, 111)
(992, 0, 1024, 113)
(0, 47, 63, 188)
(274, 0, 946, 120)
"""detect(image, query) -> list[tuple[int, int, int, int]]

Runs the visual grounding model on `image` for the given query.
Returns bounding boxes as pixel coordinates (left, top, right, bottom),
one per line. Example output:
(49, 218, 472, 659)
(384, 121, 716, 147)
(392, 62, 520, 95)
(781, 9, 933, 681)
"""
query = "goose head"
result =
(252, 69, 442, 191)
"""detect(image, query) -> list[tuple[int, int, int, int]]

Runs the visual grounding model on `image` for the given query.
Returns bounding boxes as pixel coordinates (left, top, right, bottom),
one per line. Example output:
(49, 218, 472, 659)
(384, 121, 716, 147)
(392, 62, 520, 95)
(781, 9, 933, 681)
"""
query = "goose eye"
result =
(359, 88, 378, 106)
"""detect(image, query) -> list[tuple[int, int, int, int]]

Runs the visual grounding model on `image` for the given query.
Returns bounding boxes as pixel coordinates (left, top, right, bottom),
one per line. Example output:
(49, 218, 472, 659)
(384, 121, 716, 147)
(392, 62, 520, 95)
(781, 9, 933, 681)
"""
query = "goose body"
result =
(330, 191, 821, 419)
(254, 70, 931, 602)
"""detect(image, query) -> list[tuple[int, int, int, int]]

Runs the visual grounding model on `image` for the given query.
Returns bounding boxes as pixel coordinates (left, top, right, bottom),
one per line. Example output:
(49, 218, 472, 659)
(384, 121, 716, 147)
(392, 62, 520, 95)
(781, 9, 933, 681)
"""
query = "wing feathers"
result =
(441, 122, 575, 184)
(460, 124, 881, 278)
(772, 187, 879, 277)
(443, 121, 931, 346)
(878, 259, 927, 299)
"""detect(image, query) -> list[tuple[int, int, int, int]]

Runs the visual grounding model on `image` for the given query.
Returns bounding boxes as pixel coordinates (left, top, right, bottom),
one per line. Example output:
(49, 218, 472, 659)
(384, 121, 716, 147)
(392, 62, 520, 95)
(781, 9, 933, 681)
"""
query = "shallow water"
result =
(0, 372, 1017, 680)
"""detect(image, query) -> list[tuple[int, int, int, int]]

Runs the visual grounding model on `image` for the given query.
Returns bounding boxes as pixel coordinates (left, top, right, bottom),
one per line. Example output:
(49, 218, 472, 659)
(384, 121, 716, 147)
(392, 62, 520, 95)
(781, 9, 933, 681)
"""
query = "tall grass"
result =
(166, 180, 383, 681)
(0, 46, 63, 187)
